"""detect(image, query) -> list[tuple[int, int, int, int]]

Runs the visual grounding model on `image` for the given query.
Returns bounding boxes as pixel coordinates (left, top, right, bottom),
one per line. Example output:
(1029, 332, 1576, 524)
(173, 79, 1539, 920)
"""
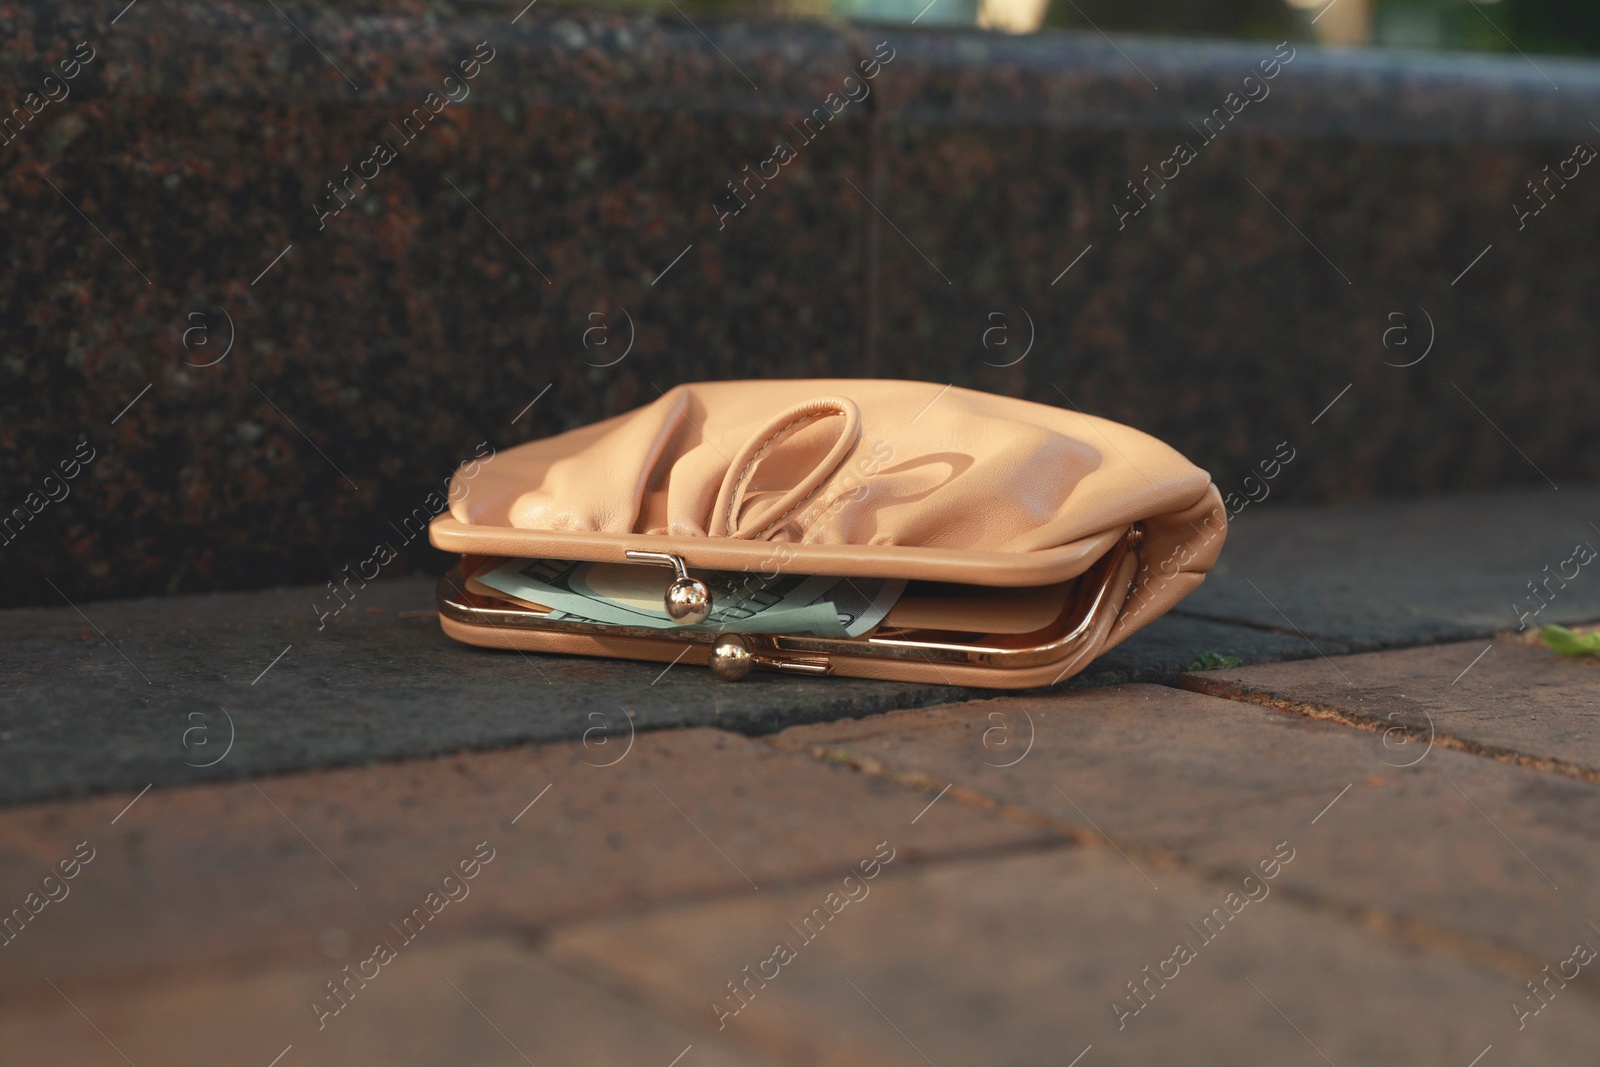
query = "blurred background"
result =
(574, 0, 1600, 51)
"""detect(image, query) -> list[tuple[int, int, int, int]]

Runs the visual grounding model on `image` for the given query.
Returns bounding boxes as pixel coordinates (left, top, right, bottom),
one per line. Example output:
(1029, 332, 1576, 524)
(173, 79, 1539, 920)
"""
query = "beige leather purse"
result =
(430, 379, 1226, 689)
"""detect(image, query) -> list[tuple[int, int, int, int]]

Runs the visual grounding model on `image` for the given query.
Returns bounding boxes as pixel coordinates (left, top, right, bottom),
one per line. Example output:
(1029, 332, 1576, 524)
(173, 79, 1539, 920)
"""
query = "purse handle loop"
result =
(710, 396, 862, 539)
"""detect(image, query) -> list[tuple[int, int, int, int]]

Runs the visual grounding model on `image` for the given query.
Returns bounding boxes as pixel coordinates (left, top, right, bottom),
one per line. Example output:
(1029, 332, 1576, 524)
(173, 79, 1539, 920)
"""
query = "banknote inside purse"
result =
(459, 558, 1071, 635)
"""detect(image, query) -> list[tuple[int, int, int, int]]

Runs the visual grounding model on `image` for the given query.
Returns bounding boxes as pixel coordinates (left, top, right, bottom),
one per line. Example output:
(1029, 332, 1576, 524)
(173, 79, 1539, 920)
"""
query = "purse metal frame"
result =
(435, 525, 1139, 676)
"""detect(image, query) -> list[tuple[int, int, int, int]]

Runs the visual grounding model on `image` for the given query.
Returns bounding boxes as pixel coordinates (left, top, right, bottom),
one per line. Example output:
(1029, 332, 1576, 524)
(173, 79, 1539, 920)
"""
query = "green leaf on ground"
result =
(1188, 651, 1243, 671)
(1540, 624, 1600, 658)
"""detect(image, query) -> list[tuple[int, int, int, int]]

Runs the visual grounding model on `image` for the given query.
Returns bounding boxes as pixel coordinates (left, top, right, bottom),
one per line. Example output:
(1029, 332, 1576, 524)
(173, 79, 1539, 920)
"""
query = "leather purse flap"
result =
(429, 379, 1223, 589)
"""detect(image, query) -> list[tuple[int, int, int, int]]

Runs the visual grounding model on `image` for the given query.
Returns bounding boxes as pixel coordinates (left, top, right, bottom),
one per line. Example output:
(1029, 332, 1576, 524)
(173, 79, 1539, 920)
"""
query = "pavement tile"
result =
(0, 936, 774, 1067)
(0, 728, 1050, 1000)
(549, 845, 1600, 1067)
(1180, 485, 1600, 646)
(1183, 632, 1600, 776)
(0, 572, 1305, 807)
(769, 685, 1600, 974)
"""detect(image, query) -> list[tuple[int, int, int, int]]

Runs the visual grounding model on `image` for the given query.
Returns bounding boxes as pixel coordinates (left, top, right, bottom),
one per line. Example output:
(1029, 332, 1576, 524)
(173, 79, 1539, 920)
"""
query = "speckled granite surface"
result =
(3, 1, 1598, 608)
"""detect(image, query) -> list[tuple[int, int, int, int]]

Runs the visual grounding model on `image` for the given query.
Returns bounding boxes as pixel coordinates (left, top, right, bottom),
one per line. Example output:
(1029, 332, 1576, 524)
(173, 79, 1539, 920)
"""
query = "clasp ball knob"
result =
(709, 633, 754, 681)
(664, 576, 712, 625)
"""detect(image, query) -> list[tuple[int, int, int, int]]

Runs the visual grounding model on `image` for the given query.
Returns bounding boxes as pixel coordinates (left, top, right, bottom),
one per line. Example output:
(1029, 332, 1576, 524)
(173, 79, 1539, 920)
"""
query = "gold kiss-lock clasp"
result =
(624, 550, 712, 625)
(621, 551, 830, 681)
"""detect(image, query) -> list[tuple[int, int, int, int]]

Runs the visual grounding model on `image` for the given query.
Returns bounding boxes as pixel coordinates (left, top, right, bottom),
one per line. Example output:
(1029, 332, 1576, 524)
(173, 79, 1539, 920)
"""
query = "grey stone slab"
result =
(773, 685, 1600, 974)
(1078, 612, 1337, 687)
(0, 576, 977, 806)
(17, 478, 1589, 808)
(1183, 485, 1600, 646)
(0, 574, 1290, 807)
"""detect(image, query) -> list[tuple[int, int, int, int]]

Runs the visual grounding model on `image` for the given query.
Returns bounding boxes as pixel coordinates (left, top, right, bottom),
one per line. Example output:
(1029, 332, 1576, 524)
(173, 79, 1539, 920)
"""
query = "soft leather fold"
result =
(441, 379, 1220, 586)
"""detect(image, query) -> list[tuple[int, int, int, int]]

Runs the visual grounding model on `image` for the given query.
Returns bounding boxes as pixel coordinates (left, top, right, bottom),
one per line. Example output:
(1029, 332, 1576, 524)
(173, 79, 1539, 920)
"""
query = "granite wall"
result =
(2, 0, 1598, 607)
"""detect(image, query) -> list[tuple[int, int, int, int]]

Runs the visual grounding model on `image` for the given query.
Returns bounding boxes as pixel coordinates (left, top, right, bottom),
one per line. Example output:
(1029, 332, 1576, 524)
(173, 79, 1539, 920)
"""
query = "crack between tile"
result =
(1180, 675, 1600, 784)
(1165, 609, 1526, 659)
(1167, 607, 1349, 640)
